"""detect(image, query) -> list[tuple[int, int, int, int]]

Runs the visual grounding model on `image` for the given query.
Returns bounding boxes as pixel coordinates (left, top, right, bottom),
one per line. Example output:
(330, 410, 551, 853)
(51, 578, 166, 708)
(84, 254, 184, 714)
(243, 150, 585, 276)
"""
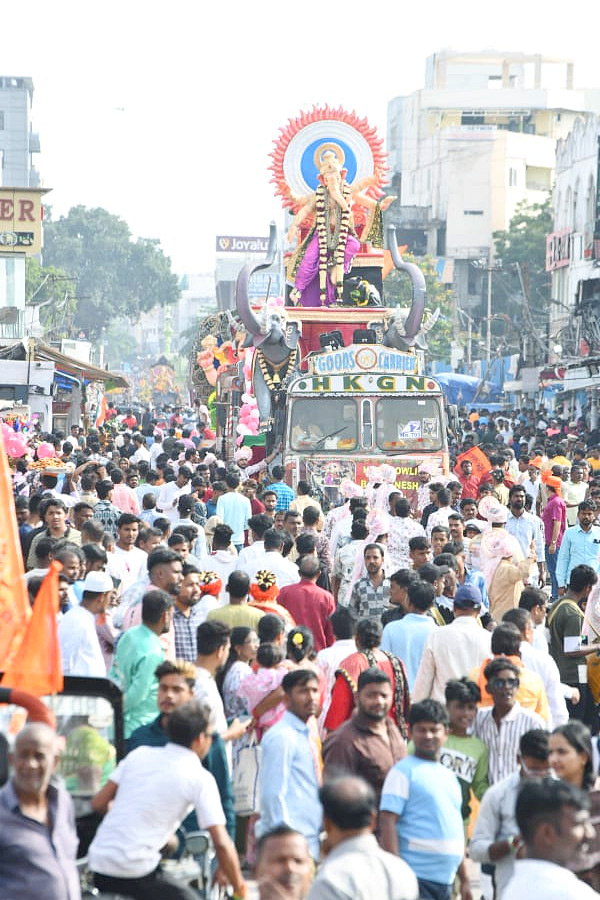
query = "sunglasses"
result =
(490, 677, 519, 690)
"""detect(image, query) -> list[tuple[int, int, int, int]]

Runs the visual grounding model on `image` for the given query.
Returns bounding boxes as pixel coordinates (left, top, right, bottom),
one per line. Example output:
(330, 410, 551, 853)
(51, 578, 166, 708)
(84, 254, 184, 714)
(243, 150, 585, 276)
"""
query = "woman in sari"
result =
(323, 616, 410, 738)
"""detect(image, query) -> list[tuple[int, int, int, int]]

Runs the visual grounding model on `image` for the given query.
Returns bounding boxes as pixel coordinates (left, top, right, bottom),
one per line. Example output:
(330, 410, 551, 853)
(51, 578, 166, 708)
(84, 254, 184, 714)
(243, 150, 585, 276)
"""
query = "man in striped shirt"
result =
(473, 656, 545, 784)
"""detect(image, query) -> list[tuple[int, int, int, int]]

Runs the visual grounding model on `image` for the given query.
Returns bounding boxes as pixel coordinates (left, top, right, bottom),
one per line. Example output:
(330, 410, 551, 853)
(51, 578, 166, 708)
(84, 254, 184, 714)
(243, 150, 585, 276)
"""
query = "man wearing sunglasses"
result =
(472, 657, 545, 785)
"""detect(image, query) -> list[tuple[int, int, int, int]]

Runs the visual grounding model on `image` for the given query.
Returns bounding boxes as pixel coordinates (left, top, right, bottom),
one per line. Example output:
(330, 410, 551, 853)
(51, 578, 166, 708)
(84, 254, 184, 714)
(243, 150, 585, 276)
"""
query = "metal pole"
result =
(486, 257, 492, 375)
(467, 316, 472, 368)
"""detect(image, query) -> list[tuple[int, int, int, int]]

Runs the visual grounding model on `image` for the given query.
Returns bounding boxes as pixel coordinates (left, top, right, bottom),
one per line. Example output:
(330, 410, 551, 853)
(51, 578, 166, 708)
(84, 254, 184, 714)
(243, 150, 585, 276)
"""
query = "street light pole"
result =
(486, 251, 492, 374)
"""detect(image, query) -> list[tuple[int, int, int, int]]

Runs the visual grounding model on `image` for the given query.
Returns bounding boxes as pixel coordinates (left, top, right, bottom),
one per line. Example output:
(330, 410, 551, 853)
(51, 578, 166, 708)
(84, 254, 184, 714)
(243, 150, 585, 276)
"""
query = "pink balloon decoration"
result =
(6, 433, 27, 457)
(36, 442, 55, 460)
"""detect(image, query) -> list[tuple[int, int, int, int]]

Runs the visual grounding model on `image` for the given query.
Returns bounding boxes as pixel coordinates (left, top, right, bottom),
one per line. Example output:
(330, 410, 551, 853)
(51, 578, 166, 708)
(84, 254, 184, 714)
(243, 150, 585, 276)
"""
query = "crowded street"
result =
(3, 403, 600, 900)
(2, 18, 600, 900)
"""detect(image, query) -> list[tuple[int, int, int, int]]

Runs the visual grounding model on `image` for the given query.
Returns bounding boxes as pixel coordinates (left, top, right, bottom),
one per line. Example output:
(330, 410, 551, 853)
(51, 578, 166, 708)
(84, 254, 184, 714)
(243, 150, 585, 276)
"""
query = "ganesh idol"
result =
(286, 149, 395, 308)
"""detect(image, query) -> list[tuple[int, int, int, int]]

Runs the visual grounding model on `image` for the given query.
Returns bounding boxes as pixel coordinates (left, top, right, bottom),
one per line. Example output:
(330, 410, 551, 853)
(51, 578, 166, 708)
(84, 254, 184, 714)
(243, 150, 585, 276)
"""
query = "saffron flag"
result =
(2, 561, 63, 696)
(453, 445, 490, 482)
(0, 428, 31, 668)
(95, 394, 108, 428)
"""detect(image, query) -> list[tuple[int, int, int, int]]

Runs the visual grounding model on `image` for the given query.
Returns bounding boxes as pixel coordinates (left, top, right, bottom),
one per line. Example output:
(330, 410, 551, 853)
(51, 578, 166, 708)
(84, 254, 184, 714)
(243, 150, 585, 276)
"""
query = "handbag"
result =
(232, 732, 262, 816)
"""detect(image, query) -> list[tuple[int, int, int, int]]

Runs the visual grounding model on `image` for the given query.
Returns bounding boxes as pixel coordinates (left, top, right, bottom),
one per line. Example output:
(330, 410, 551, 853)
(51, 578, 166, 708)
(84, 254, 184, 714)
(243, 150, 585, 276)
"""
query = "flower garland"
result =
(314, 183, 353, 304)
(255, 347, 298, 390)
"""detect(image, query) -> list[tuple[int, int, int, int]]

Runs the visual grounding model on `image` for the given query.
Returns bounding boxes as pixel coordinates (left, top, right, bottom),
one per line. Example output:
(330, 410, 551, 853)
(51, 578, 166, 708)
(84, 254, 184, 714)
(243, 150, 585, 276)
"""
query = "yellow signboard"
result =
(0, 188, 49, 255)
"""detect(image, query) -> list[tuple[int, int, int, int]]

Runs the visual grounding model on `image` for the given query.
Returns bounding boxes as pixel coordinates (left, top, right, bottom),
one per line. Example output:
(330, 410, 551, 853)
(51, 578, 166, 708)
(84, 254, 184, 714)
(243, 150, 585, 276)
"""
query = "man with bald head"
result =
(307, 775, 418, 900)
(0, 723, 81, 899)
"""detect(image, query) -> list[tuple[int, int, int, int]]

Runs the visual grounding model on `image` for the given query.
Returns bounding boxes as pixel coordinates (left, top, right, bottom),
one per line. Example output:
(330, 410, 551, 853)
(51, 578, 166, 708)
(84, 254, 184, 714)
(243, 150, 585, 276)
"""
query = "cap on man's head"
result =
(464, 519, 483, 534)
(82, 571, 114, 593)
(453, 584, 482, 608)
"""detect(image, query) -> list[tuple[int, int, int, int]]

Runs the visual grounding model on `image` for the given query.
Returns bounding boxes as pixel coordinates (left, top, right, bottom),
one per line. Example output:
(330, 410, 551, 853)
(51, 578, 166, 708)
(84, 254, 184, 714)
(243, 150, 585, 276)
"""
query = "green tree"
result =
(42, 206, 180, 339)
(493, 196, 553, 313)
(383, 254, 454, 362)
(493, 196, 553, 364)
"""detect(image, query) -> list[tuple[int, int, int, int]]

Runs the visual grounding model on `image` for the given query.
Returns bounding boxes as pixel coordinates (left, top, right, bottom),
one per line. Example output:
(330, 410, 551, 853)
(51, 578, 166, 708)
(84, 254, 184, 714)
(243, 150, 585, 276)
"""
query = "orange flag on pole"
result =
(95, 394, 108, 428)
(0, 428, 31, 668)
(1, 560, 64, 696)
(453, 445, 491, 482)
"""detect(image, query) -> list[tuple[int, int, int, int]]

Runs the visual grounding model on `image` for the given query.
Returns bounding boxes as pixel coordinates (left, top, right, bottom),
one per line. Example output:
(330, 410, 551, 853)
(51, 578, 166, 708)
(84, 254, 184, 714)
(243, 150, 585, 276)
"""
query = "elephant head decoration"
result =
(236, 223, 300, 426)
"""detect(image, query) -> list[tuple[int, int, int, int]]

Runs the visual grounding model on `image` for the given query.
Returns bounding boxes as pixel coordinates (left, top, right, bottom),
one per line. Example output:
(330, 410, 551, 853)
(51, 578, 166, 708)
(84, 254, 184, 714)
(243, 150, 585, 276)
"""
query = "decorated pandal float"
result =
(191, 106, 452, 505)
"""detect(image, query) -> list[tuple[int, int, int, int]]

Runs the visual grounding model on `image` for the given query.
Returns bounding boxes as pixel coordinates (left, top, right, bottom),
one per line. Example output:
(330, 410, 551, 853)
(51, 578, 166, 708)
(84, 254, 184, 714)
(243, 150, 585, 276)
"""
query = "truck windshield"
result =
(375, 396, 443, 450)
(289, 397, 358, 451)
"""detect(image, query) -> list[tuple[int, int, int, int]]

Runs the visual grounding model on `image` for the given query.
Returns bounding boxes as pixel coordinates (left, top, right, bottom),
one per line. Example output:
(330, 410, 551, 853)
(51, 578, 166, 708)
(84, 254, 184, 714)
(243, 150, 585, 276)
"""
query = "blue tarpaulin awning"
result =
(433, 372, 504, 406)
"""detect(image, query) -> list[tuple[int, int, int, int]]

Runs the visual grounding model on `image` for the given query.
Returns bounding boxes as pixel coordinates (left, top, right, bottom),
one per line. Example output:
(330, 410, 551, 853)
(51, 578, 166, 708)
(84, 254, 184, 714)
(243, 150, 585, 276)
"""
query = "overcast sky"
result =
(4, 0, 599, 277)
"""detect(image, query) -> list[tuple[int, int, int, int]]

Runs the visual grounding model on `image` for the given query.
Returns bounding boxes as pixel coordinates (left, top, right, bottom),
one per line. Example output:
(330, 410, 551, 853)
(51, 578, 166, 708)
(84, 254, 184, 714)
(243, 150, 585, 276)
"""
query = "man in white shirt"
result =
(425, 488, 454, 541)
(503, 778, 597, 900)
(148, 430, 164, 467)
(107, 514, 147, 593)
(237, 513, 272, 571)
(563, 465, 588, 528)
(412, 584, 491, 703)
(243, 528, 300, 589)
(194, 621, 250, 766)
(157, 467, 193, 524)
(88, 700, 245, 899)
(58, 570, 114, 676)
(195, 524, 238, 605)
(521, 460, 543, 510)
(216, 473, 252, 552)
(131, 433, 150, 464)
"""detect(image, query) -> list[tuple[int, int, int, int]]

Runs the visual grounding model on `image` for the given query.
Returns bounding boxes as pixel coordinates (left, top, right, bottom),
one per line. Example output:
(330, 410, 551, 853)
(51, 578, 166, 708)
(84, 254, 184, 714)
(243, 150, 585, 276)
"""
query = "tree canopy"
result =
(40, 206, 180, 339)
(493, 196, 552, 312)
(492, 196, 553, 364)
(383, 254, 454, 362)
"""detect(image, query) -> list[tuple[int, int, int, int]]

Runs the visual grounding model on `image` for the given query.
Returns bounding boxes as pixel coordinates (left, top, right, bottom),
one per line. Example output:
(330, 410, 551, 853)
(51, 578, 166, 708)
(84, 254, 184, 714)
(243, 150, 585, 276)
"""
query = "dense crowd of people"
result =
(3, 402, 600, 899)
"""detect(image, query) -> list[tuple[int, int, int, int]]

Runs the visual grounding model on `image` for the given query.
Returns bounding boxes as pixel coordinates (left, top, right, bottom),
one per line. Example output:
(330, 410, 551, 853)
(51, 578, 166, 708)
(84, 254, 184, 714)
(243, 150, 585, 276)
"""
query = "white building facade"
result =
(0, 75, 40, 188)
(387, 51, 598, 329)
(546, 114, 600, 423)
(0, 76, 42, 341)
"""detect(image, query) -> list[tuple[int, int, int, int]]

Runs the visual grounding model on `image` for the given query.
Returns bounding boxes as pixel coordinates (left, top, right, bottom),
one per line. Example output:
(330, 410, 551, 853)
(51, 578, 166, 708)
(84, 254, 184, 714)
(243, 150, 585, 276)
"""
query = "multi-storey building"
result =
(545, 114, 600, 423)
(0, 76, 42, 340)
(0, 75, 40, 187)
(386, 51, 598, 336)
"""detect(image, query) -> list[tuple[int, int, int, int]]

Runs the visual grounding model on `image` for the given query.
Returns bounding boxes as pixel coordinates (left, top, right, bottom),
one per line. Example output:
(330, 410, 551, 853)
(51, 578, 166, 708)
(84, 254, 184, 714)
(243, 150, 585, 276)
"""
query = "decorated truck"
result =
(283, 333, 451, 506)
(225, 106, 454, 503)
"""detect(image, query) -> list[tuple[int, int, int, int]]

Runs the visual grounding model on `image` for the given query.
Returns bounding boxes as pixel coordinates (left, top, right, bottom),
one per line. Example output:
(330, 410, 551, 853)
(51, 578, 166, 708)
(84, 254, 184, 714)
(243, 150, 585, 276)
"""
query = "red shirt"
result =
(458, 473, 480, 500)
(277, 579, 335, 652)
